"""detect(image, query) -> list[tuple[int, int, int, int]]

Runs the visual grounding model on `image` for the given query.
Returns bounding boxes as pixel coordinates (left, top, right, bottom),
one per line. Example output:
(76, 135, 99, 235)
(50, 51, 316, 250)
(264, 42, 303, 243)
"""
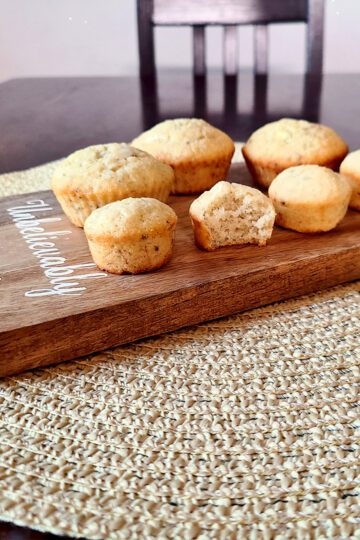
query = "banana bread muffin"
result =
(84, 198, 177, 274)
(51, 143, 174, 227)
(242, 118, 348, 188)
(268, 165, 351, 233)
(132, 118, 235, 194)
(189, 181, 275, 250)
(339, 149, 360, 211)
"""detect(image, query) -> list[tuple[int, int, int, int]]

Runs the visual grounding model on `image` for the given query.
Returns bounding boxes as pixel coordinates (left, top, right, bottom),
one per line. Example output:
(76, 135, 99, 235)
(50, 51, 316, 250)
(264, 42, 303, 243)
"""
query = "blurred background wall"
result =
(0, 0, 358, 83)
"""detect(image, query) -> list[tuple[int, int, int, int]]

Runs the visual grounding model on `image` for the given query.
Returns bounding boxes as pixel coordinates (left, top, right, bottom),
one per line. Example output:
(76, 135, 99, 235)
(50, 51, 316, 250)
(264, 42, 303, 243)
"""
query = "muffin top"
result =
(51, 143, 174, 195)
(84, 198, 177, 242)
(243, 118, 348, 168)
(190, 181, 274, 219)
(132, 118, 235, 165)
(340, 149, 360, 179)
(269, 165, 351, 206)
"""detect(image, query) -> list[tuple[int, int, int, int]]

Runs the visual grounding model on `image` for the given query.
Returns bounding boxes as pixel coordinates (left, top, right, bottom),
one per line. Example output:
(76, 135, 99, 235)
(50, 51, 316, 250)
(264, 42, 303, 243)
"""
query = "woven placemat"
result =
(0, 147, 359, 539)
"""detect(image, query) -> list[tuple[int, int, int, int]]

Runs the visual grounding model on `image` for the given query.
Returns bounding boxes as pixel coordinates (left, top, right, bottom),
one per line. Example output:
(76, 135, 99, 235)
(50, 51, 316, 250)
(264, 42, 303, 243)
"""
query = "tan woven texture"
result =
(0, 146, 359, 539)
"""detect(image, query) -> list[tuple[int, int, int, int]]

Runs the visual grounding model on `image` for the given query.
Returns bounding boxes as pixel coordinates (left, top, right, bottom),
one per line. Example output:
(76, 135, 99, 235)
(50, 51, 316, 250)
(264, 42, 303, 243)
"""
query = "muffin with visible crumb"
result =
(84, 198, 177, 274)
(268, 165, 351, 233)
(189, 181, 275, 250)
(132, 118, 235, 194)
(339, 150, 360, 211)
(51, 143, 174, 227)
(242, 118, 348, 188)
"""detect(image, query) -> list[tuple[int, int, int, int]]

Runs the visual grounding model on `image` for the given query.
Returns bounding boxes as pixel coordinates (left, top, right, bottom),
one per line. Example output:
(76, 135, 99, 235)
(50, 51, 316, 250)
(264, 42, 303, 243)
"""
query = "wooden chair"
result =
(137, 0, 324, 129)
(137, 0, 325, 77)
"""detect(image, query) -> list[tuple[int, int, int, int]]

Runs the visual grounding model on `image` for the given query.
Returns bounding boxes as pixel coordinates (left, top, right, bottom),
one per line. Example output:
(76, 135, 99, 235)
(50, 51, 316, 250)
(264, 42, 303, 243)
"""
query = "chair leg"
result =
(224, 25, 238, 76)
(302, 73, 322, 121)
(137, 0, 156, 77)
(254, 74, 268, 119)
(193, 75, 207, 119)
(193, 26, 206, 76)
(254, 25, 268, 75)
(224, 75, 238, 127)
(306, 0, 325, 74)
(140, 75, 159, 129)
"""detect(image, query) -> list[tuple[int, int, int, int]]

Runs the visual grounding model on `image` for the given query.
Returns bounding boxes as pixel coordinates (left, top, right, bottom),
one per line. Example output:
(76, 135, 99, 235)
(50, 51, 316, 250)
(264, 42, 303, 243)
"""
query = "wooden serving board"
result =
(1, 162, 360, 377)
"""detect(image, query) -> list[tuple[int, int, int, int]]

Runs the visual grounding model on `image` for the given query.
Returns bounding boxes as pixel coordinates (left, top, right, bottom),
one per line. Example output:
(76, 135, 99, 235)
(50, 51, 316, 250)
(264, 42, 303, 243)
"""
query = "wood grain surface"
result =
(1, 162, 360, 378)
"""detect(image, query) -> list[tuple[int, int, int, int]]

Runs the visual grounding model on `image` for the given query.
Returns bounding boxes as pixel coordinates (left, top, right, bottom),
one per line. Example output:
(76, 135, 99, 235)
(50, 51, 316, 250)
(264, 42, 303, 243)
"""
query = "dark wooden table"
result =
(0, 70, 359, 538)
(1, 71, 360, 175)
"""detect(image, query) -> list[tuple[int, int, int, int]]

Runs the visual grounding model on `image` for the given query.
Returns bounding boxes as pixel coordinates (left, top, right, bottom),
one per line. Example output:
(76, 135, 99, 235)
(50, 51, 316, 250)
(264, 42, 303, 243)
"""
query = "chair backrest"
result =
(137, 0, 325, 77)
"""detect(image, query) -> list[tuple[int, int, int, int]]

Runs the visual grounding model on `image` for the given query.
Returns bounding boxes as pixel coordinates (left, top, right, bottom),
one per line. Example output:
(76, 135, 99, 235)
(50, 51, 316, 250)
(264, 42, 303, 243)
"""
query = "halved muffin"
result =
(189, 181, 275, 250)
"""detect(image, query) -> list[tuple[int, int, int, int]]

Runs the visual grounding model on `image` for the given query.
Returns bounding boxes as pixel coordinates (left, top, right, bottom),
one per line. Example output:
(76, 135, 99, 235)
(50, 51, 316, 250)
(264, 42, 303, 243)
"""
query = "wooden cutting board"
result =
(1, 161, 360, 377)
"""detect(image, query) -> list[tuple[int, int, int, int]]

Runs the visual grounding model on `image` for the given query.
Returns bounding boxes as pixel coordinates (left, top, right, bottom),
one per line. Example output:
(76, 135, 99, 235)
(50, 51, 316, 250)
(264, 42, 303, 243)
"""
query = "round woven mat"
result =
(0, 147, 359, 539)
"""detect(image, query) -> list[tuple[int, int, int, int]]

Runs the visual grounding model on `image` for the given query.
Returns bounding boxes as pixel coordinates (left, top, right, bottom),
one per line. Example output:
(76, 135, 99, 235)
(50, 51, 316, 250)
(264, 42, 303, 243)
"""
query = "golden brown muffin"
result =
(51, 143, 174, 227)
(268, 165, 351, 233)
(132, 118, 235, 194)
(189, 181, 275, 250)
(339, 150, 360, 211)
(84, 198, 177, 274)
(242, 118, 348, 188)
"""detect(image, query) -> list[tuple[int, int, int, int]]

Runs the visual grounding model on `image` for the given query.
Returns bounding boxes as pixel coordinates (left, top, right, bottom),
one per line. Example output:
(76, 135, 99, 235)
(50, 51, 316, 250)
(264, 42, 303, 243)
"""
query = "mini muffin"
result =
(84, 198, 177, 274)
(268, 165, 351, 233)
(132, 118, 235, 194)
(51, 143, 174, 227)
(189, 181, 275, 250)
(339, 150, 360, 211)
(242, 118, 348, 188)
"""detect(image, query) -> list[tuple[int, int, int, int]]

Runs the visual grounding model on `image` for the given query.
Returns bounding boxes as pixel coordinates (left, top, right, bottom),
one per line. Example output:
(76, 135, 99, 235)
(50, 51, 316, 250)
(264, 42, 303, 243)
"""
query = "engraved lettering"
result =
(7, 199, 108, 297)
